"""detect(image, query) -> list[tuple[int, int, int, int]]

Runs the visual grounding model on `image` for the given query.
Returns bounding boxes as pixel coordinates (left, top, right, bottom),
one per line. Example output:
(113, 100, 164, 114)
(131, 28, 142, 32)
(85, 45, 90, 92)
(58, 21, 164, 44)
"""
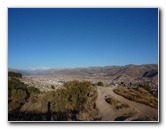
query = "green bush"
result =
(8, 72, 22, 78)
(8, 77, 27, 98)
(27, 86, 40, 94)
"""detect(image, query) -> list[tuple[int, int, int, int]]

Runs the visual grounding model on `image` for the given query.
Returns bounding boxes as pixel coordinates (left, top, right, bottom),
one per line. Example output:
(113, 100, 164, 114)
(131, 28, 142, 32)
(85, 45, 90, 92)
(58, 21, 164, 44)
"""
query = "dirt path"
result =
(96, 86, 158, 121)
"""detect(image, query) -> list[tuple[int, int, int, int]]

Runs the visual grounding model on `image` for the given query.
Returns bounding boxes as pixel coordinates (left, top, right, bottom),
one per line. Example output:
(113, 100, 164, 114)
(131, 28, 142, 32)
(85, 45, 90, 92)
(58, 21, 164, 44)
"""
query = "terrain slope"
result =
(96, 86, 158, 121)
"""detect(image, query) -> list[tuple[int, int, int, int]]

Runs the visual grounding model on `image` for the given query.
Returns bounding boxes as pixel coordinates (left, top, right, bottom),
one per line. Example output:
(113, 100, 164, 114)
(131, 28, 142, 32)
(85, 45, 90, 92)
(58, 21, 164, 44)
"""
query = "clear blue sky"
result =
(8, 8, 158, 69)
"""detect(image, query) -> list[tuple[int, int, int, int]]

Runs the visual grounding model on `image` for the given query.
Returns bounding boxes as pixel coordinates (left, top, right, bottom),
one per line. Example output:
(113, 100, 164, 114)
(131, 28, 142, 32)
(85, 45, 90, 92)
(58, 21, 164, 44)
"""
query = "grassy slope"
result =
(9, 79, 98, 121)
(114, 86, 158, 109)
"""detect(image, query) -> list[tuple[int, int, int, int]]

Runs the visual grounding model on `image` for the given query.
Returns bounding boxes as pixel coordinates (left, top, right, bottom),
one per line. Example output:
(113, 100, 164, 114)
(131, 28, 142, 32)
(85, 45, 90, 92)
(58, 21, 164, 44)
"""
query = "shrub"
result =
(8, 75, 30, 112)
(8, 72, 22, 78)
(8, 88, 29, 112)
(27, 86, 40, 94)
(51, 85, 55, 89)
(138, 84, 150, 92)
(20, 80, 98, 121)
(114, 86, 158, 109)
(8, 77, 27, 98)
(105, 96, 129, 110)
(97, 81, 104, 86)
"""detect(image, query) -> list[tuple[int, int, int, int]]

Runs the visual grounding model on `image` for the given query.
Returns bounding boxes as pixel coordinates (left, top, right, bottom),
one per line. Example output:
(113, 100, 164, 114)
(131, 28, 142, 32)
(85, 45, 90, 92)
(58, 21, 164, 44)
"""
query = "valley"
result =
(8, 64, 159, 121)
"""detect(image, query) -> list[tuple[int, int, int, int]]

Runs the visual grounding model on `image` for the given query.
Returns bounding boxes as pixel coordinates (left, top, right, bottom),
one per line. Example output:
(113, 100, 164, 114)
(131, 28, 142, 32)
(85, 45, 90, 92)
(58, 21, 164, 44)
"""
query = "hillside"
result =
(9, 64, 158, 84)
(8, 71, 158, 121)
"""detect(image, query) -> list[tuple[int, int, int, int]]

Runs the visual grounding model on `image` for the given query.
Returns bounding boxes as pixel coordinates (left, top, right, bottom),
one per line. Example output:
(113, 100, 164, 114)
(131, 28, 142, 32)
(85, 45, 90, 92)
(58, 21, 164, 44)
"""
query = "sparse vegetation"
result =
(8, 70, 158, 121)
(27, 86, 40, 94)
(9, 79, 98, 121)
(8, 71, 22, 78)
(40, 80, 98, 120)
(8, 72, 40, 113)
(114, 86, 158, 109)
(8, 75, 27, 98)
(105, 95, 137, 118)
(105, 96, 129, 110)
(138, 84, 150, 92)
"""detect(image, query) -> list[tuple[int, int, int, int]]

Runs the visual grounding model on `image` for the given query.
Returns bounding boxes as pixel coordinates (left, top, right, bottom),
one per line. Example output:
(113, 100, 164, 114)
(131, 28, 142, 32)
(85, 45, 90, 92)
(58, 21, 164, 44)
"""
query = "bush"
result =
(138, 84, 150, 92)
(20, 80, 99, 121)
(27, 86, 40, 94)
(8, 72, 22, 78)
(51, 85, 55, 89)
(97, 81, 104, 86)
(105, 95, 129, 109)
(8, 88, 28, 112)
(8, 75, 30, 112)
(8, 77, 27, 98)
(114, 86, 158, 109)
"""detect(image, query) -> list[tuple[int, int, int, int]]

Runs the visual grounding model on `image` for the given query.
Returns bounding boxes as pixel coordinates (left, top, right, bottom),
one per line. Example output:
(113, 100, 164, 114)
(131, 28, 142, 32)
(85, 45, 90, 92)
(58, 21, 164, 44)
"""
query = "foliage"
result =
(8, 77, 27, 98)
(51, 85, 55, 89)
(8, 89, 29, 112)
(8, 72, 22, 78)
(8, 73, 40, 112)
(20, 80, 98, 121)
(44, 80, 97, 113)
(8, 78, 29, 112)
(114, 86, 158, 109)
(8, 77, 98, 121)
(97, 81, 104, 86)
(105, 96, 129, 110)
(138, 84, 150, 92)
(27, 86, 40, 94)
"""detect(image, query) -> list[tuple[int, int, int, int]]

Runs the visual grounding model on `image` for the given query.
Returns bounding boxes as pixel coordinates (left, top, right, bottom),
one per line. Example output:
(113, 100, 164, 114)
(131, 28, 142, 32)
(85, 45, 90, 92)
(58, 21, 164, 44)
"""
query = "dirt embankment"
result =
(96, 86, 158, 121)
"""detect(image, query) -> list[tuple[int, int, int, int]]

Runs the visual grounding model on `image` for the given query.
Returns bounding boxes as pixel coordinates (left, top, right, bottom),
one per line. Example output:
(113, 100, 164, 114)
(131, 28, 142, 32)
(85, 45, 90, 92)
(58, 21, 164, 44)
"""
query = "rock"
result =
(105, 95, 111, 103)
(105, 95, 111, 100)
(88, 91, 94, 97)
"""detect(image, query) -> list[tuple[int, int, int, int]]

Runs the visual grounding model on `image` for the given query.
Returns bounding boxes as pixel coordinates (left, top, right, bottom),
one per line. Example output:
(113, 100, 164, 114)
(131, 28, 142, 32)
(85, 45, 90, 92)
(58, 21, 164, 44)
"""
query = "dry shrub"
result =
(106, 96, 129, 110)
(8, 89, 28, 112)
(20, 80, 99, 121)
(119, 108, 137, 116)
(105, 96, 137, 117)
(114, 86, 158, 109)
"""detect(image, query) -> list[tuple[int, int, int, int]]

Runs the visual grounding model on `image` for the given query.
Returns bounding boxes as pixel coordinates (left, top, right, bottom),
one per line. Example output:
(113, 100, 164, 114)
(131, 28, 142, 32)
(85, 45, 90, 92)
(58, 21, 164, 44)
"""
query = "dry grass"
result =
(119, 108, 137, 116)
(106, 96, 129, 110)
(105, 96, 137, 117)
(114, 86, 158, 109)
(8, 89, 28, 112)
(20, 80, 99, 121)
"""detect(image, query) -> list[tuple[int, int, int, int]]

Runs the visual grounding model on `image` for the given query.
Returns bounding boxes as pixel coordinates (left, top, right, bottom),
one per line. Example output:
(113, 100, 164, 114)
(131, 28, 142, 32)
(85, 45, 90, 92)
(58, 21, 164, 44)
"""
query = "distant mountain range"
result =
(9, 64, 158, 83)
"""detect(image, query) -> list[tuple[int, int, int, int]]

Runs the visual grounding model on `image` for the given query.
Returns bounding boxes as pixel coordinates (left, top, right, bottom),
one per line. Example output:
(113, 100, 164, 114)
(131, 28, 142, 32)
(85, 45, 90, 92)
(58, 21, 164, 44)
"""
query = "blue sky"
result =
(8, 8, 158, 69)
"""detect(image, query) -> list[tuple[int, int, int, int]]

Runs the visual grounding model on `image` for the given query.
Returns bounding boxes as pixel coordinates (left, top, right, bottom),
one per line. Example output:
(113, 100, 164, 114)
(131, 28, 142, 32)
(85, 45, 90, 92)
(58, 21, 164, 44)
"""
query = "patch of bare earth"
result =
(95, 86, 158, 121)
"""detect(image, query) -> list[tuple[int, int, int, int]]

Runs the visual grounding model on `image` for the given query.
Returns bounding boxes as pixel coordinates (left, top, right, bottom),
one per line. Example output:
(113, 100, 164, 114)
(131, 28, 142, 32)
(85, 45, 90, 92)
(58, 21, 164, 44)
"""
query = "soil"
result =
(96, 86, 158, 121)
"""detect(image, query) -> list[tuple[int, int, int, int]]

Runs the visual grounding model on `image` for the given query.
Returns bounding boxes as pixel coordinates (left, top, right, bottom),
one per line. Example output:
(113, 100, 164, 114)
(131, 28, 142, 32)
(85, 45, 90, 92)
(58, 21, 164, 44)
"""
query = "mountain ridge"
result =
(9, 64, 158, 73)
(8, 64, 158, 84)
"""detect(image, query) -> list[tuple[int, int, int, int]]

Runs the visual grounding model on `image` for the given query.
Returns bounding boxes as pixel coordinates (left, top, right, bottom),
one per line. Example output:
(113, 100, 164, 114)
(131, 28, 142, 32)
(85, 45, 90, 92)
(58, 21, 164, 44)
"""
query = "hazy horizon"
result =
(8, 8, 158, 69)
(8, 63, 158, 70)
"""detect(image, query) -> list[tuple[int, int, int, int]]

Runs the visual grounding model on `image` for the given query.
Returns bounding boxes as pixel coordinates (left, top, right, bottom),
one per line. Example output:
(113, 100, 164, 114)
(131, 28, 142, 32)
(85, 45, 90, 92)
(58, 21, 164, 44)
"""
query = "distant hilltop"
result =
(8, 64, 158, 81)
(8, 64, 158, 85)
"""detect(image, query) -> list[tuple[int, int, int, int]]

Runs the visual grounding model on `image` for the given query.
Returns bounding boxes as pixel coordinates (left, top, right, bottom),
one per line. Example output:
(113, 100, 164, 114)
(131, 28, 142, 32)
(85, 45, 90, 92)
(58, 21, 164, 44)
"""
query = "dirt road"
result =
(96, 86, 158, 121)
